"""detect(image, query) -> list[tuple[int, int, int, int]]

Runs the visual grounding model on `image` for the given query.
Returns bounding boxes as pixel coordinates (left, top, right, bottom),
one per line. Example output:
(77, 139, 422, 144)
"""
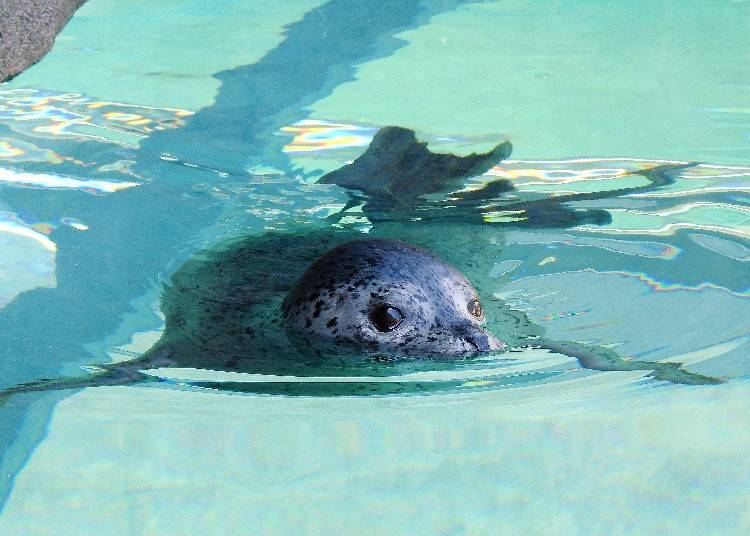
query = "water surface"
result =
(0, 1, 749, 534)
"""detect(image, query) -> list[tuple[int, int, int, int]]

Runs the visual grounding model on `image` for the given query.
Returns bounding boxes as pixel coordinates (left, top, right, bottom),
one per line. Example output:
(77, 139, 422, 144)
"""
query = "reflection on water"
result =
(0, 88, 191, 148)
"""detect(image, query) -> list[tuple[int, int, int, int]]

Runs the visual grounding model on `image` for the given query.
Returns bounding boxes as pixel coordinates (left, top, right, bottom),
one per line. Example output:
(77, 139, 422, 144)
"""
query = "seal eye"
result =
(468, 299, 483, 318)
(371, 305, 404, 332)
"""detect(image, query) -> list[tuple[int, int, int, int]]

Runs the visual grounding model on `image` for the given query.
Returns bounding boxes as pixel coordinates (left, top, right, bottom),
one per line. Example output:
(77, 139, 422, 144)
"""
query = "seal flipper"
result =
(524, 162, 697, 206)
(0, 347, 179, 404)
(320, 126, 694, 230)
(542, 340, 723, 385)
(436, 161, 698, 228)
(489, 162, 699, 228)
(319, 126, 513, 205)
(0, 361, 158, 405)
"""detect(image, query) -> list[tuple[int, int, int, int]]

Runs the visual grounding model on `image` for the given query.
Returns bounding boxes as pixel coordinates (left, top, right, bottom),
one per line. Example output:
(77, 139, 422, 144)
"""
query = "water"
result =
(1, 0, 749, 534)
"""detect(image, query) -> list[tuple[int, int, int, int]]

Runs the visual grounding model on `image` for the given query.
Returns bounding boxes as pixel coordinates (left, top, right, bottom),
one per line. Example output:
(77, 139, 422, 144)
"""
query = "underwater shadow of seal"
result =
(0, 126, 722, 402)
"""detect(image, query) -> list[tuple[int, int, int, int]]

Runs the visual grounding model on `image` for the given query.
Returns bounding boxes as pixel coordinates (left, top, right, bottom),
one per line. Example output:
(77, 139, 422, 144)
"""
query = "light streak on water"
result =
(0, 167, 139, 193)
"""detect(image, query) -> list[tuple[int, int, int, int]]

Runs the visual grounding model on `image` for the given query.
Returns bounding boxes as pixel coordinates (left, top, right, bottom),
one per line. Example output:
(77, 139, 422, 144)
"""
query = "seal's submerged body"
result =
(1, 126, 721, 399)
(146, 220, 520, 379)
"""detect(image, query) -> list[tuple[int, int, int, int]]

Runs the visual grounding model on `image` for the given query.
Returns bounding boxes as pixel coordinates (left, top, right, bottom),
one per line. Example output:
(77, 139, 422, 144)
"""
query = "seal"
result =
(282, 239, 506, 356)
(0, 126, 721, 401)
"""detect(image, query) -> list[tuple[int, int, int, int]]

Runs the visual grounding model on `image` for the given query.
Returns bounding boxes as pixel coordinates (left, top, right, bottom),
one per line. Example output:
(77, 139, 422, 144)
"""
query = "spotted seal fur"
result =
(283, 239, 505, 355)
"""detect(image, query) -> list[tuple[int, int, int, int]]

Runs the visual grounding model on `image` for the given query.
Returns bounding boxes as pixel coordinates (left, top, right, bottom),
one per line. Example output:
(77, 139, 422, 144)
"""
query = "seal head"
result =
(282, 239, 506, 356)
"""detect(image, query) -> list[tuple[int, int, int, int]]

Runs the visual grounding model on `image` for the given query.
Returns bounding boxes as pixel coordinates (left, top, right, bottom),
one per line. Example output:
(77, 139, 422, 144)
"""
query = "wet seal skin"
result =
(282, 239, 505, 356)
(0, 0, 87, 82)
(0, 126, 722, 401)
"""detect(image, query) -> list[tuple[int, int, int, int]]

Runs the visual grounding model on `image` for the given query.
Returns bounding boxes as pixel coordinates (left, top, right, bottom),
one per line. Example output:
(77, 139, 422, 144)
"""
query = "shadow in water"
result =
(0, 0, 472, 508)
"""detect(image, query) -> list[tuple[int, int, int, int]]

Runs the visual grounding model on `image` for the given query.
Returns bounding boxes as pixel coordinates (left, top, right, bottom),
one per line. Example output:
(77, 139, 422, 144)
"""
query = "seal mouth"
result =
(466, 337, 486, 352)
(462, 330, 507, 354)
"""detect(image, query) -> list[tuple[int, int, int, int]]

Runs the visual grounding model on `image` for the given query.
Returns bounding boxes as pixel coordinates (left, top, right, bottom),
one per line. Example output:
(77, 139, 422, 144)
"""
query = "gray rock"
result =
(0, 0, 87, 82)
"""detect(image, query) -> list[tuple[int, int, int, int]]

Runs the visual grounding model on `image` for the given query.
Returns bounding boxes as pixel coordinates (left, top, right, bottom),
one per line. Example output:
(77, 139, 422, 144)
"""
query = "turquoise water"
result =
(1, 0, 749, 534)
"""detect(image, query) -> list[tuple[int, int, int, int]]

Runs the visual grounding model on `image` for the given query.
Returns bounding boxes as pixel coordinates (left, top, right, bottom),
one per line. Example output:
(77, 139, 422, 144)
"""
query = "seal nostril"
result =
(465, 334, 490, 352)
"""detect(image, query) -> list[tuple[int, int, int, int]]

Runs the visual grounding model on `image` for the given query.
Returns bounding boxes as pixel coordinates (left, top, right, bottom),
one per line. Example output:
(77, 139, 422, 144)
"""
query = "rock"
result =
(0, 0, 87, 82)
